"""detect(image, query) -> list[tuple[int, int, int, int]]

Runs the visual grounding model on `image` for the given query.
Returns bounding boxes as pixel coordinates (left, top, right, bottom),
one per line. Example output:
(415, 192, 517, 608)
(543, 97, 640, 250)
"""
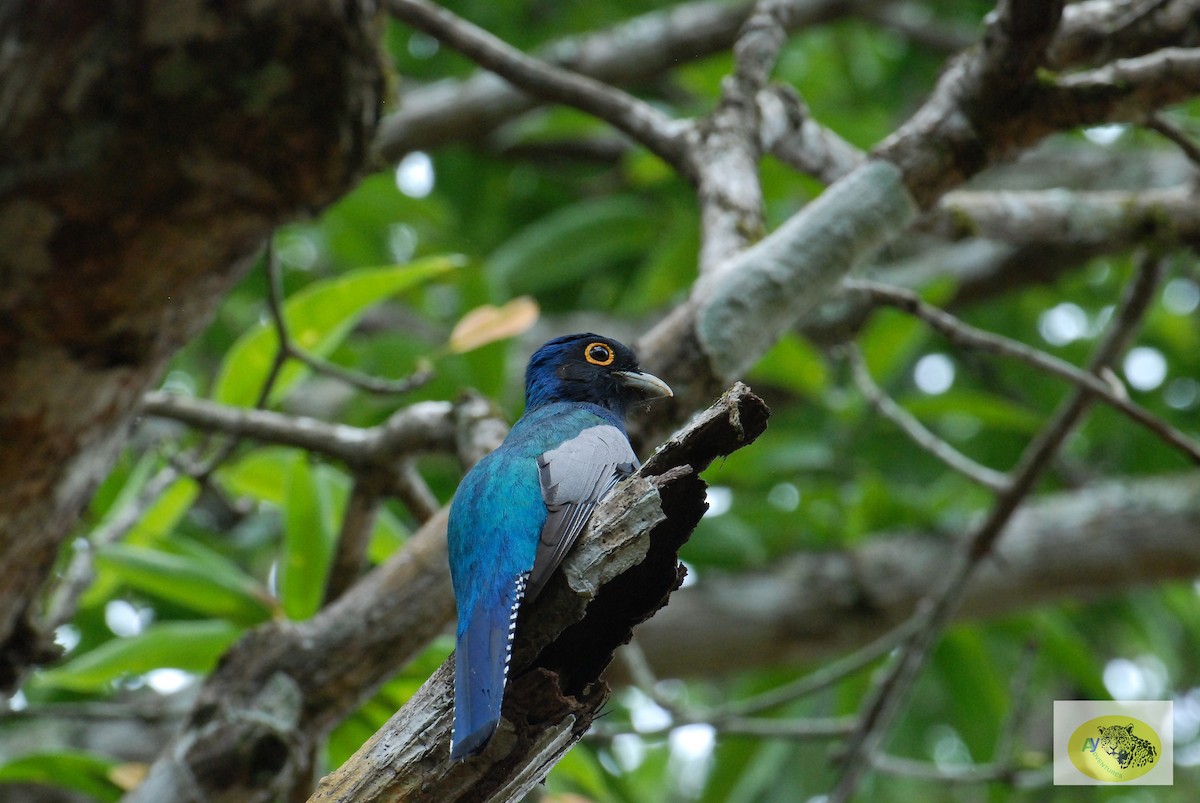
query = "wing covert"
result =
(528, 424, 636, 600)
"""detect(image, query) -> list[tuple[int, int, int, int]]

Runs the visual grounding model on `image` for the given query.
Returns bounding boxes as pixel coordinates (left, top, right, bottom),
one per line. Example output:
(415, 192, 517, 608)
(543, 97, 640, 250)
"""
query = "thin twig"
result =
(720, 616, 923, 719)
(861, 3, 976, 53)
(846, 345, 1009, 491)
(373, 0, 907, 163)
(619, 638, 664, 698)
(141, 393, 457, 466)
(1045, 47, 1200, 127)
(389, 460, 441, 523)
(608, 621, 916, 745)
(844, 278, 1200, 464)
(871, 754, 1052, 787)
(176, 243, 291, 484)
(265, 247, 434, 396)
(830, 254, 1166, 802)
(617, 637, 708, 723)
(758, 84, 865, 184)
(1144, 112, 1200, 168)
(589, 711, 855, 742)
(714, 716, 857, 739)
(323, 479, 384, 604)
(385, 0, 693, 177)
(43, 464, 181, 632)
(606, 629, 864, 743)
(993, 639, 1039, 764)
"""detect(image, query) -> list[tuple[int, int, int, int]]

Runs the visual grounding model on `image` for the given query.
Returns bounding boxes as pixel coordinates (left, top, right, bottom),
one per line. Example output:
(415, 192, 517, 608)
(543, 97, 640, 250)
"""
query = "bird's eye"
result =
(585, 342, 615, 366)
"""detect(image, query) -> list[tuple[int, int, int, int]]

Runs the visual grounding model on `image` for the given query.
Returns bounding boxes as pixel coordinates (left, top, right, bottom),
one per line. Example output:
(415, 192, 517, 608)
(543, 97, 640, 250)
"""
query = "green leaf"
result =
(707, 738, 795, 803)
(81, 476, 200, 609)
(859, 309, 926, 385)
(932, 629, 1006, 755)
(0, 751, 122, 802)
(218, 447, 303, 505)
(366, 505, 408, 564)
(1031, 612, 1108, 699)
(749, 334, 829, 397)
(125, 477, 199, 546)
(544, 743, 611, 800)
(89, 453, 158, 527)
(221, 451, 407, 568)
(486, 196, 658, 296)
(279, 459, 337, 620)
(36, 621, 241, 692)
(212, 256, 461, 407)
(94, 543, 275, 625)
(900, 389, 1044, 435)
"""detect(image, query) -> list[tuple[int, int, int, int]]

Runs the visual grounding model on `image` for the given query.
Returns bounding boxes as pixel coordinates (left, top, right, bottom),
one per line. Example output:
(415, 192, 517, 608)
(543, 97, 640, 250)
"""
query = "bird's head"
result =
(524, 333, 672, 416)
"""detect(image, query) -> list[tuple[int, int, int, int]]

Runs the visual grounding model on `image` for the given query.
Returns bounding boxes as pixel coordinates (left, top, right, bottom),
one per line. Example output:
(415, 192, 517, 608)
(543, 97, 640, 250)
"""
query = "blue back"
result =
(448, 403, 618, 620)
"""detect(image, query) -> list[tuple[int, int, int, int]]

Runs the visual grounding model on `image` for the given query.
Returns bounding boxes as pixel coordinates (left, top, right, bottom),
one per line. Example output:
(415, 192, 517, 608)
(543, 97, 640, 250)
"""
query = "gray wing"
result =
(529, 424, 637, 600)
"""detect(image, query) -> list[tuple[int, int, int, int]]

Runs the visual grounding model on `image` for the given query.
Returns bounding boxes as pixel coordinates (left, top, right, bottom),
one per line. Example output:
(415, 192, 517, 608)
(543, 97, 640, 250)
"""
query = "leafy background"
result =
(5, 1, 1200, 801)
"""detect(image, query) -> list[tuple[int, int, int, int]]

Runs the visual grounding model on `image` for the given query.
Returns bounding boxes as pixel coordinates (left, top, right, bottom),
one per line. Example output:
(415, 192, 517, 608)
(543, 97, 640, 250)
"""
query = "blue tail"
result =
(450, 573, 527, 760)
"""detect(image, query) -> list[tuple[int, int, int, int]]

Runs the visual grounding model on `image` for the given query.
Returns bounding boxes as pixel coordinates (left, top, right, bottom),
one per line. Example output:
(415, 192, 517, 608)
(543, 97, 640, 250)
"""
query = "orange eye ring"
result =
(584, 341, 615, 366)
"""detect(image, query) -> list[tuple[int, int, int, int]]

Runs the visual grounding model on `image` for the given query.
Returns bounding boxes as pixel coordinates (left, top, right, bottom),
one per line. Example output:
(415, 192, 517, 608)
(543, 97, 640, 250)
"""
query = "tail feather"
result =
(450, 573, 527, 760)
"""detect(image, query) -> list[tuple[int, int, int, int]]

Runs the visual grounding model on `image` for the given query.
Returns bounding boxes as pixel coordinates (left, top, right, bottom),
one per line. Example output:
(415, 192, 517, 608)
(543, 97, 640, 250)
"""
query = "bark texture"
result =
(0, 0, 384, 691)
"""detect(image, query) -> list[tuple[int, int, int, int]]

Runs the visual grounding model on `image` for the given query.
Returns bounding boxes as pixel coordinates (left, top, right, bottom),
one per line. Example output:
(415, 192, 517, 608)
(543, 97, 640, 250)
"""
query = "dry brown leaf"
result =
(448, 296, 540, 353)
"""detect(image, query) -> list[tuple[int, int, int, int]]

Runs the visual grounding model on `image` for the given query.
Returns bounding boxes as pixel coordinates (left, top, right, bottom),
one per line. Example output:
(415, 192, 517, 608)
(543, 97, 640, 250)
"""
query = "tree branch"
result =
(1047, 0, 1200, 70)
(845, 345, 1010, 491)
(1039, 46, 1200, 127)
(758, 84, 867, 184)
(372, 0, 858, 162)
(385, 0, 694, 177)
(140, 393, 458, 468)
(693, 160, 919, 380)
(691, 0, 790, 269)
(934, 186, 1200, 250)
(1144, 111, 1200, 167)
(322, 479, 383, 605)
(873, 0, 1065, 204)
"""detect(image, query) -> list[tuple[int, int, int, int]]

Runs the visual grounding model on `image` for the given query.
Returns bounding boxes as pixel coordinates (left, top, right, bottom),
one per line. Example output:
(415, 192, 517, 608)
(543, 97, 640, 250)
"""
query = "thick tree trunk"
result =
(0, 0, 384, 691)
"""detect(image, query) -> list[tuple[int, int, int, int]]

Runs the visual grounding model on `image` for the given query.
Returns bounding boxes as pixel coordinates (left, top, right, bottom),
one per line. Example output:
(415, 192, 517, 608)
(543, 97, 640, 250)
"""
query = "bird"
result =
(447, 333, 672, 760)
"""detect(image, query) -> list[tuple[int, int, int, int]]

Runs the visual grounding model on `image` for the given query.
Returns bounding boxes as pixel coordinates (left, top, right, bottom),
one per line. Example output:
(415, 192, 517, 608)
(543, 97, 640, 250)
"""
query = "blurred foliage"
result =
(6, 2, 1200, 801)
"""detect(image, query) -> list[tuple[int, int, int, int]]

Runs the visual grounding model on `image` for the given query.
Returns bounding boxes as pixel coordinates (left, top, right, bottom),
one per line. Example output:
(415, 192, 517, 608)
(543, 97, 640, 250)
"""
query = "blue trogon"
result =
(447, 333, 672, 760)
